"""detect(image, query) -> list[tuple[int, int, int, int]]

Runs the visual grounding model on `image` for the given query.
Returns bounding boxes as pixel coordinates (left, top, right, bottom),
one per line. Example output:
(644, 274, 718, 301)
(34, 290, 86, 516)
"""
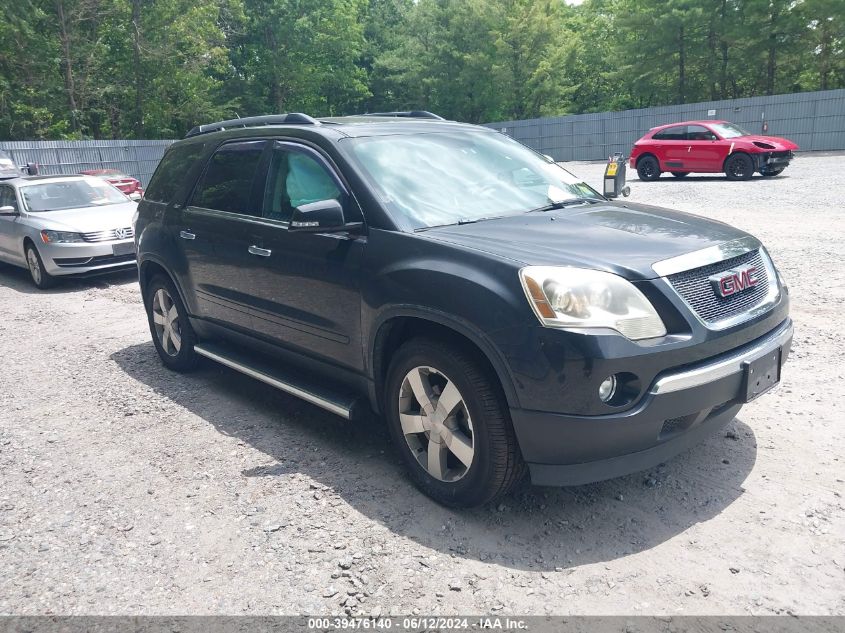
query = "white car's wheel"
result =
(25, 244, 56, 289)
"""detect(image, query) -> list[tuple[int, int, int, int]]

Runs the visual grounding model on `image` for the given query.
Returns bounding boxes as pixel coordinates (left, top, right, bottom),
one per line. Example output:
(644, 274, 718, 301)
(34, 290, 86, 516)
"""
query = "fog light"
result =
(599, 375, 617, 403)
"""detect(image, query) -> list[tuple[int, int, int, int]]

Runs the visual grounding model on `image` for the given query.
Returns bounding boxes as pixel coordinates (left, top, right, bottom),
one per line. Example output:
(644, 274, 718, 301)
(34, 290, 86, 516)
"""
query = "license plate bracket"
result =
(113, 241, 136, 256)
(742, 348, 782, 402)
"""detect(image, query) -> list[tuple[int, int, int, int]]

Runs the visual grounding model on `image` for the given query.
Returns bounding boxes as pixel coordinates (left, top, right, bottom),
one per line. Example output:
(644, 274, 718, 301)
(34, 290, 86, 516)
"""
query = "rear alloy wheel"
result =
(25, 244, 56, 289)
(385, 338, 525, 507)
(725, 153, 754, 181)
(671, 171, 690, 178)
(145, 275, 198, 371)
(636, 156, 661, 181)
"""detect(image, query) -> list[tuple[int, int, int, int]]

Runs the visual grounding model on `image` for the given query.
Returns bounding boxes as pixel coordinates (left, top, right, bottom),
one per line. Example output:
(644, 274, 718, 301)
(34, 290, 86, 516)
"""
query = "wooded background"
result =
(1, 0, 842, 140)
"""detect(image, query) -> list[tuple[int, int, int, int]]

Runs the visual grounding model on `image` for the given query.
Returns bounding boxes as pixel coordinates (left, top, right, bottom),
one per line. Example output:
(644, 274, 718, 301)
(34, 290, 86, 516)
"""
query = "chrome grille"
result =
(667, 249, 771, 324)
(81, 226, 134, 242)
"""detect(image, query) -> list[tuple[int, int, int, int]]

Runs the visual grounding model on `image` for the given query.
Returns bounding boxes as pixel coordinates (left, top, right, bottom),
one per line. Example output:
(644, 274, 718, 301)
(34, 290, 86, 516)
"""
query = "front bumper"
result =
(41, 239, 137, 276)
(757, 151, 794, 170)
(512, 318, 793, 486)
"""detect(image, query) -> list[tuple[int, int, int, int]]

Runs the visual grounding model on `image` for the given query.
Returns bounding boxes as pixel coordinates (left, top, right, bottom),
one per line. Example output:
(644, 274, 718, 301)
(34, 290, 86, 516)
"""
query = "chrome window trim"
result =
(650, 318, 792, 394)
(652, 236, 760, 277)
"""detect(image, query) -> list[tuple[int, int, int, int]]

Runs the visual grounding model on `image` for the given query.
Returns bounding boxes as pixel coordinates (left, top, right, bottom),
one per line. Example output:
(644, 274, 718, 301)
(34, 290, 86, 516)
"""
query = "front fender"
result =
(367, 304, 523, 410)
(361, 229, 536, 409)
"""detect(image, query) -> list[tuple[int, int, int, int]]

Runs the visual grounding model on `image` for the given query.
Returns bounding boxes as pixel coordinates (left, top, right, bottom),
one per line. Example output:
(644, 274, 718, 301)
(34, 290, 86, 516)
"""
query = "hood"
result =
(422, 201, 751, 280)
(26, 201, 137, 233)
(739, 135, 798, 151)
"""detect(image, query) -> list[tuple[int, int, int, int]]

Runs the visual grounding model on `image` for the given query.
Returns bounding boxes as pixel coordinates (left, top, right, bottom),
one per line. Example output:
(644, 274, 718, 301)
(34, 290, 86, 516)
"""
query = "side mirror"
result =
(26, 162, 39, 176)
(290, 199, 359, 233)
(0, 205, 18, 216)
(542, 154, 555, 163)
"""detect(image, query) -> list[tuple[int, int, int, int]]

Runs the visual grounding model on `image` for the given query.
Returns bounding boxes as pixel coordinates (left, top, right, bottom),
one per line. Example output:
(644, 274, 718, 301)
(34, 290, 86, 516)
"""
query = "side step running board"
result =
(194, 343, 362, 420)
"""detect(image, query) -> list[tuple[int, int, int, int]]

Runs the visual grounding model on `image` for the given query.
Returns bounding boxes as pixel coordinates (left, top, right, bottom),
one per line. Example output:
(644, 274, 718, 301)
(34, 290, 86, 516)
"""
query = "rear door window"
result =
(191, 141, 267, 215)
(144, 143, 205, 203)
(653, 126, 686, 141)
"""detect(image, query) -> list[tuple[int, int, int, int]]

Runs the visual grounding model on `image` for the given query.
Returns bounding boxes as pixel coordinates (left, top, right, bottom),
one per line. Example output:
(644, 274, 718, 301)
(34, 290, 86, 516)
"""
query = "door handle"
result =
(248, 245, 272, 257)
(179, 230, 196, 240)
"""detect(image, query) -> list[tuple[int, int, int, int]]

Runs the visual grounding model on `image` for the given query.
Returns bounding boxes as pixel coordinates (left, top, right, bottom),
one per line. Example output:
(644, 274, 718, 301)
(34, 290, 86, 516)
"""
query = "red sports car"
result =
(79, 169, 144, 200)
(629, 120, 798, 181)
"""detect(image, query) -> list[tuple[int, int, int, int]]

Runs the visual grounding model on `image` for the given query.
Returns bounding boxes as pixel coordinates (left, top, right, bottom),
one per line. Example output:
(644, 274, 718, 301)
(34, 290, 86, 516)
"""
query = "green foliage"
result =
(0, 0, 842, 139)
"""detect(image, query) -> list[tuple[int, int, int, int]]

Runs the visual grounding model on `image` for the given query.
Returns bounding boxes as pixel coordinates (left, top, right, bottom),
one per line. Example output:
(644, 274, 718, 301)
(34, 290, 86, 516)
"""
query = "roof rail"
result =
(360, 111, 444, 120)
(185, 113, 320, 138)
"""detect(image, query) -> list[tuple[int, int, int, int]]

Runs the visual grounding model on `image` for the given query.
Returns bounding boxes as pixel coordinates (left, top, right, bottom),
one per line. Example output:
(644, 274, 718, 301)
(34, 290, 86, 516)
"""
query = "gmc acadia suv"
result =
(134, 112, 792, 507)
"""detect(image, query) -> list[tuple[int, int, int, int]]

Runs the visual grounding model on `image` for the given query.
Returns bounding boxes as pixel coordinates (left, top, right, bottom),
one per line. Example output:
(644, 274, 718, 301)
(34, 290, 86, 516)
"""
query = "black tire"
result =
(384, 337, 525, 507)
(144, 274, 198, 371)
(671, 171, 690, 178)
(636, 155, 661, 181)
(761, 167, 784, 177)
(725, 153, 754, 181)
(24, 242, 56, 289)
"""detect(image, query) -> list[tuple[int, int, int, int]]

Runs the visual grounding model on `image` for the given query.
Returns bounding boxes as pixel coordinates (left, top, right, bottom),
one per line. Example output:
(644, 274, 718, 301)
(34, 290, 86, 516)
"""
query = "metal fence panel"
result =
(488, 88, 845, 161)
(3, 91, 843, 182)
(0, 140, 174, 187)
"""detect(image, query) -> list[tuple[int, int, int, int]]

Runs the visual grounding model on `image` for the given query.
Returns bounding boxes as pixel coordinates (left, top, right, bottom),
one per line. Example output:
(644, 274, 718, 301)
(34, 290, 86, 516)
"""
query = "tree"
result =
(228, 0, 370, 117)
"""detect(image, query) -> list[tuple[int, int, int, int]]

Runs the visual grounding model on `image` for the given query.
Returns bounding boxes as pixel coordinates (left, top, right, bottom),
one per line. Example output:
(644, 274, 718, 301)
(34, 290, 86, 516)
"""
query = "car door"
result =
(178, 139, 268, 331)
(653, 126, 689, 171)
(0, 184, 23, 264)
(239, 141, 365, 371)
(683, 124, 722, 171)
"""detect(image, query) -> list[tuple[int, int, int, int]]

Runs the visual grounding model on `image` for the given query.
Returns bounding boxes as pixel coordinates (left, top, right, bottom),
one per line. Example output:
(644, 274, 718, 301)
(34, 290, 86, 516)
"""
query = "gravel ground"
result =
(1, 152, 843, 616)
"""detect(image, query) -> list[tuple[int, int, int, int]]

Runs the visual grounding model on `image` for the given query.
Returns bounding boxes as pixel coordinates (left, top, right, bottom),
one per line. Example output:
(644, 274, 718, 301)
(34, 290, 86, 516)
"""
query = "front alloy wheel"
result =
(725, 153, 754, 181)
(399, 366, 475, 482)
(25, 244, 56, 289)
(385, 338, 525, 507)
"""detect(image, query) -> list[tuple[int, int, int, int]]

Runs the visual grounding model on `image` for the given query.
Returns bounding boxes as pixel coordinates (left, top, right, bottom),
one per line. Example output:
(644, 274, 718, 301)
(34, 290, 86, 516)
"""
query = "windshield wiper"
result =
(415, 214, 510, 231)
(528, 198, 601, 214)
(457, 215, 508, 225)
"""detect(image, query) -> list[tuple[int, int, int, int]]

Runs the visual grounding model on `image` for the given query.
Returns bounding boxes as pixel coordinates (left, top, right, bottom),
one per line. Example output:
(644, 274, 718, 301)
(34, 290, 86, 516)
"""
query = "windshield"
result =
(21, 178, 128, 212)
(346, 131, 601, 229)
(709, 122, 750, 139)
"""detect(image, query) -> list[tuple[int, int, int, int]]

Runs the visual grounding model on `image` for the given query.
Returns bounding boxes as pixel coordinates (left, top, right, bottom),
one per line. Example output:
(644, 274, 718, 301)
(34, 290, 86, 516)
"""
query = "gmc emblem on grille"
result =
(709, 265, 759, 298)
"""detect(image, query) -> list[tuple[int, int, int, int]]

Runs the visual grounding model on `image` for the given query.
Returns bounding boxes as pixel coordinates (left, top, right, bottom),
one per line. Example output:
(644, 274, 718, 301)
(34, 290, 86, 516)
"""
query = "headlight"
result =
(519, 266, 667, 340)
(41, 230, 84, 243)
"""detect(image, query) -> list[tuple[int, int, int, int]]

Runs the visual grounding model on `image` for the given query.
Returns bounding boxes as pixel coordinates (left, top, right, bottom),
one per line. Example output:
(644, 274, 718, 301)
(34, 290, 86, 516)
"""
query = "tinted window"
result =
(192, 141, 266, 214)
(145, 143, 205, 203)
(686, 125, 716, 141)
(262, 144, 342, 222)
(653, 126, 686, 141)
(0, 185, 16, 210)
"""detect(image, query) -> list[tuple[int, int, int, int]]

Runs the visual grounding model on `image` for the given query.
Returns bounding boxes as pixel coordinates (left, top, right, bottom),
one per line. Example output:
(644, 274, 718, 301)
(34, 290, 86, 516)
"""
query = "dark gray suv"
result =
(134, 112, 792, 507)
